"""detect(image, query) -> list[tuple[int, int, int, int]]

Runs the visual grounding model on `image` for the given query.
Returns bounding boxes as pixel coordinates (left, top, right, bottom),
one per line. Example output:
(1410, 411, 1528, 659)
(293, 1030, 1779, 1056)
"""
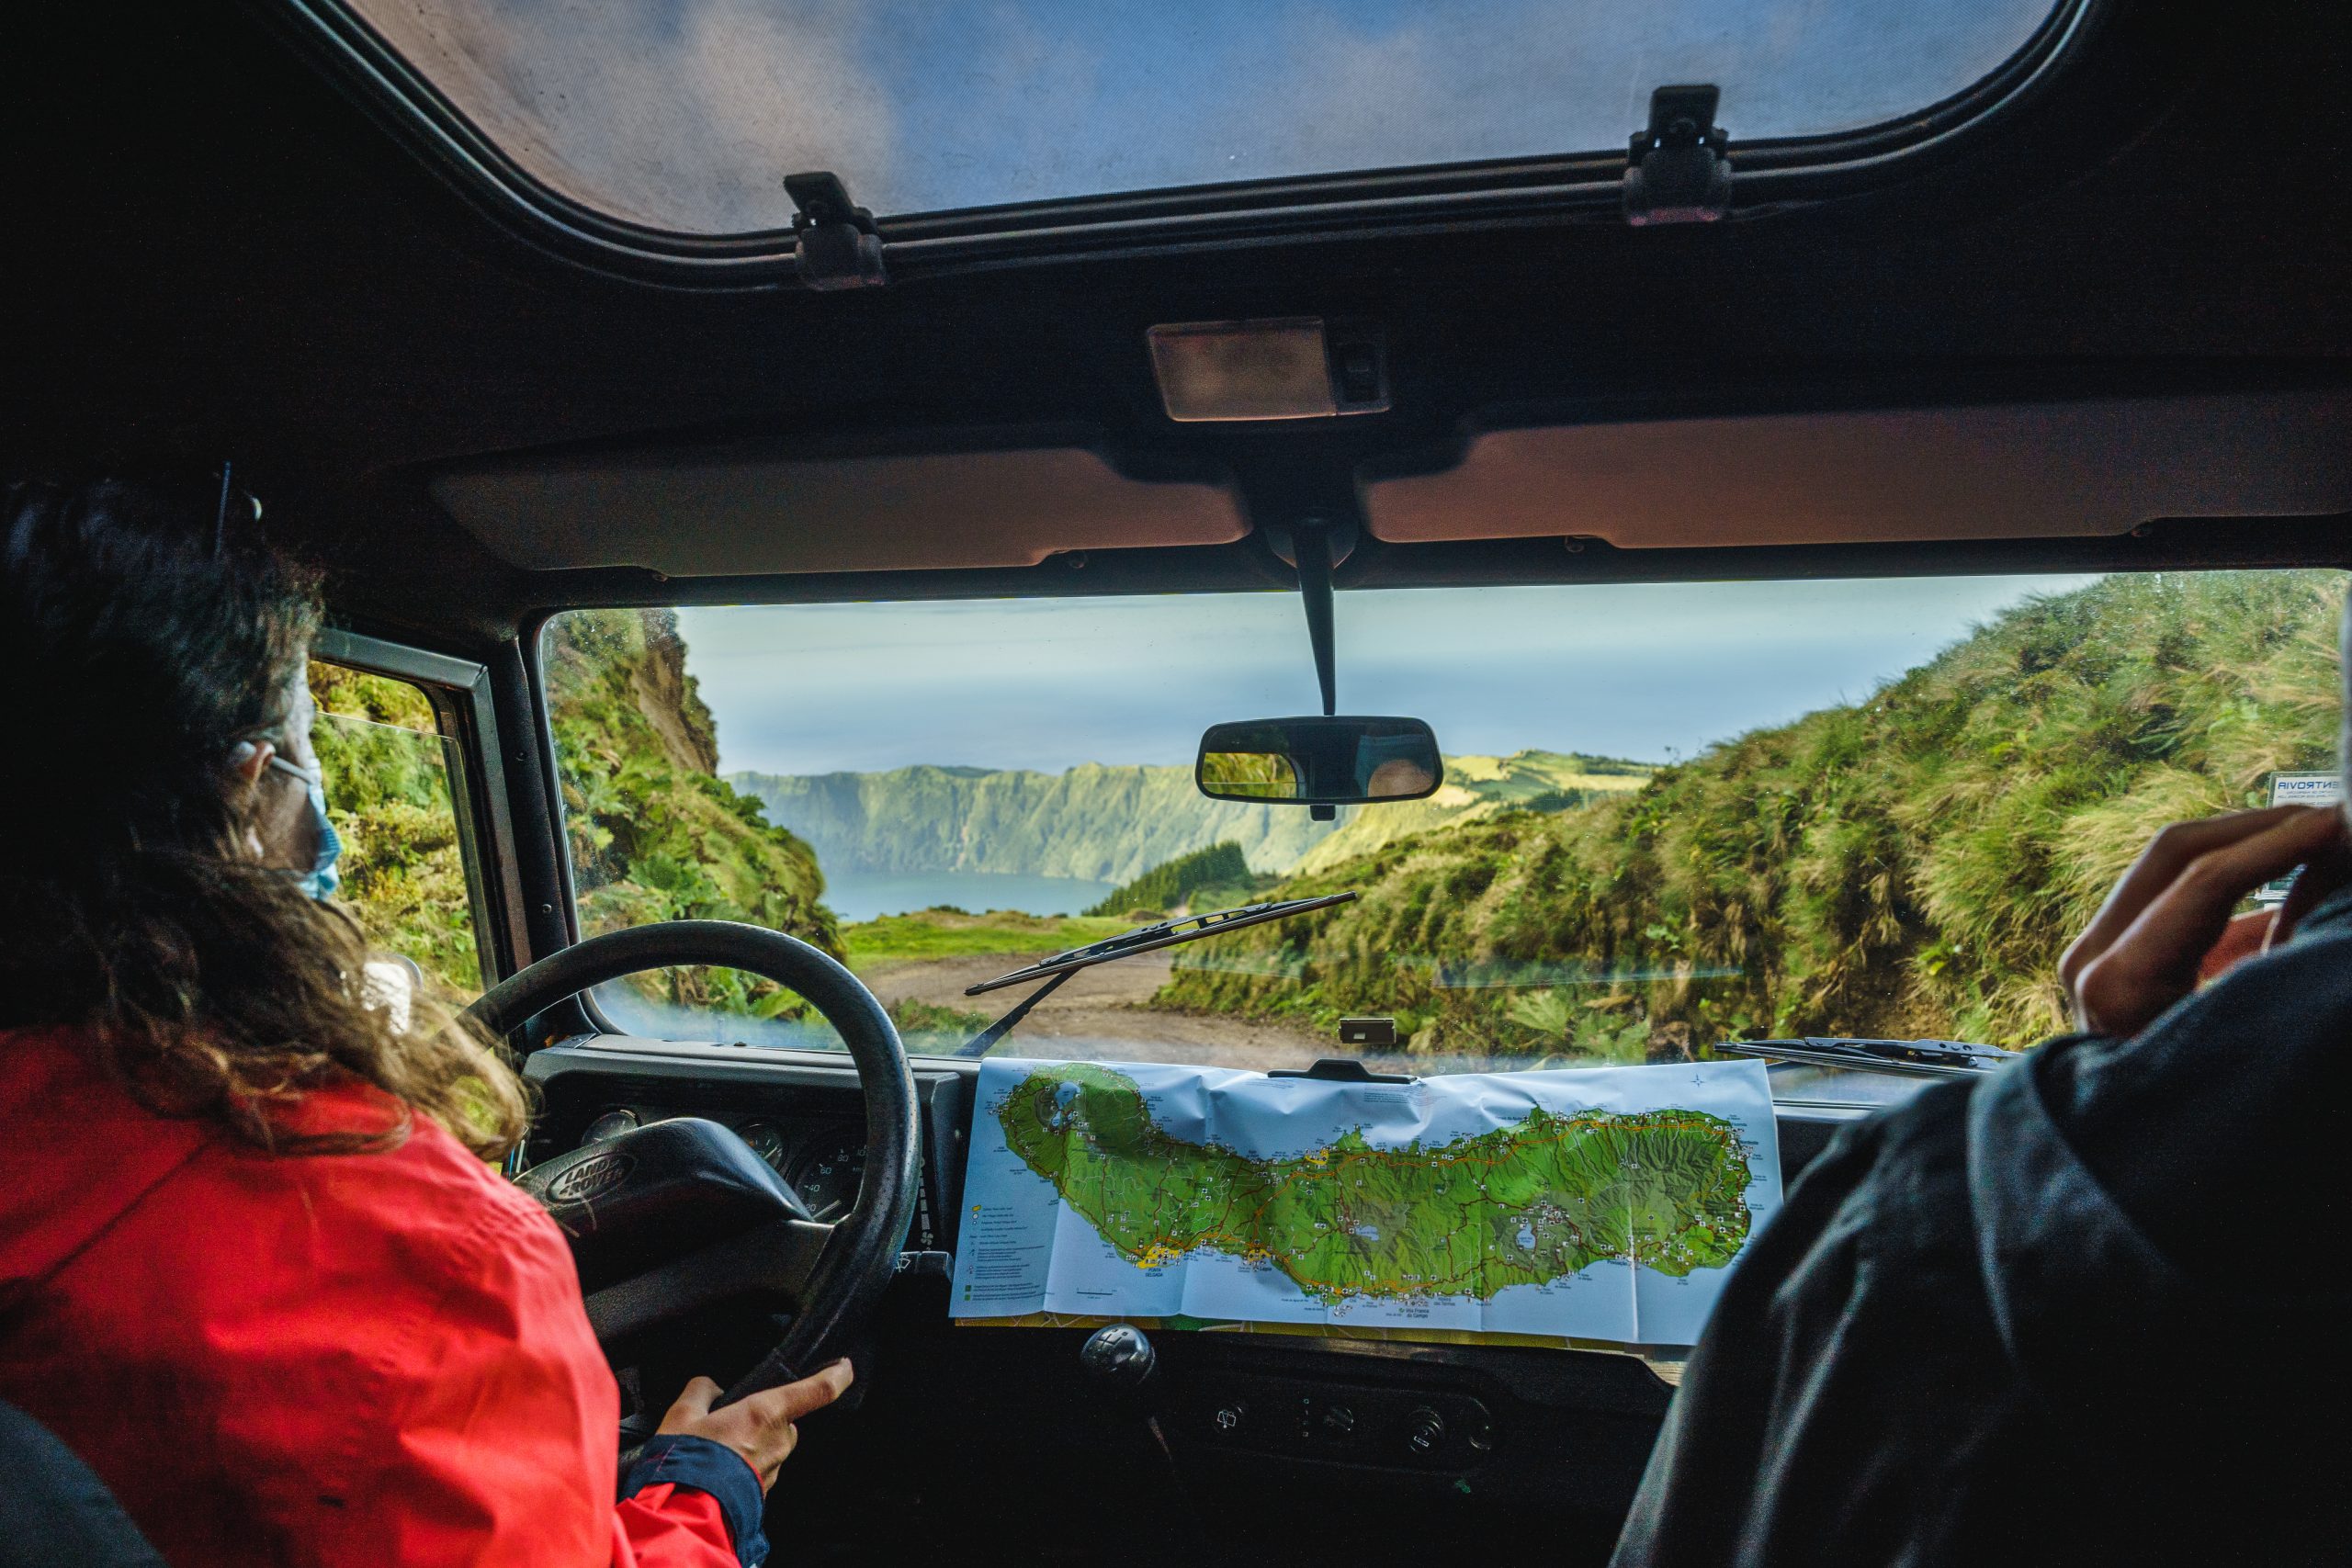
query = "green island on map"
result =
(993, 1062, 1757, 1303)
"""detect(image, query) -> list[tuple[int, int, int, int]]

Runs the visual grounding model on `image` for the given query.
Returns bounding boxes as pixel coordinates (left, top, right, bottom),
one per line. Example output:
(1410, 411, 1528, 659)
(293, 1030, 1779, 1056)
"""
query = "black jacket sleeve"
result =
(1615, 892, 2352, 1568)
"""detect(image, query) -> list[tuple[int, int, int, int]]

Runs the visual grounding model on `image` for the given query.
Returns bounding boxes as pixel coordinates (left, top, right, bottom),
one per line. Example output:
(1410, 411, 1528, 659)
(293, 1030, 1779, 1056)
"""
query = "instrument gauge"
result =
(581, 1108, 639, 1145)
(734, 1120, 788, 1170)
(786, 1139, 867, 1221)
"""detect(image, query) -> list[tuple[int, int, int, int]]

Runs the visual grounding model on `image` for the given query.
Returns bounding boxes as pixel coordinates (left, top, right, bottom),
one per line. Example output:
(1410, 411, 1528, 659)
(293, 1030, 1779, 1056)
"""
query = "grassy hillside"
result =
(1159, 572, 2346, 1056)
(546, 610, 842, 1017)
(733, 749, 1652, 886)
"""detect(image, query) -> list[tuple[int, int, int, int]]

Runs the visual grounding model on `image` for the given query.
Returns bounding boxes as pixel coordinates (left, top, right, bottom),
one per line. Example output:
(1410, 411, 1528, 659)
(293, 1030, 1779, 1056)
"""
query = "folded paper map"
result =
(952, 1056, 1782, 1347)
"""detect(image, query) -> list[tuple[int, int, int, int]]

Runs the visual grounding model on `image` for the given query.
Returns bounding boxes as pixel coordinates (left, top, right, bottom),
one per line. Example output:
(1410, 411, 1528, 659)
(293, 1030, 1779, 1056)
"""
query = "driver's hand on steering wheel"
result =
(657, 1359, 855, 1493)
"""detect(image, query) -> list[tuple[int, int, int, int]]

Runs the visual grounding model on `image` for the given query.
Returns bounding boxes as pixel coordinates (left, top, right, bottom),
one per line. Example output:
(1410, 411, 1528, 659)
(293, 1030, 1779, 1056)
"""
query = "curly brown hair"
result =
(0, 477, 528, 1157)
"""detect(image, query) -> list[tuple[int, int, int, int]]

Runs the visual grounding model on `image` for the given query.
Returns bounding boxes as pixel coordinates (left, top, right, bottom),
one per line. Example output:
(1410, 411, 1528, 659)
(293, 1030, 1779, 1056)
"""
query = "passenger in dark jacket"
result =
(1615, 608, 2352, 1567)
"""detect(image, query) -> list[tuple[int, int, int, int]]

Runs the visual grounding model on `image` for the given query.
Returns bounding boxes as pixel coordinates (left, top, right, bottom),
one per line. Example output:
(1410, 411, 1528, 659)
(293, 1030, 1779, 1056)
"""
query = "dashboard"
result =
(524, 1034, 1854, 1274)
(521, 1034, 1860, 1553)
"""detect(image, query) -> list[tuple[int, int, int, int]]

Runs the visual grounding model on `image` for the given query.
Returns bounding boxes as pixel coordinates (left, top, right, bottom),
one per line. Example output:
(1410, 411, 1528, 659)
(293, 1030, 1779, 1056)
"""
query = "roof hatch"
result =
(287, 0, 2086, 274)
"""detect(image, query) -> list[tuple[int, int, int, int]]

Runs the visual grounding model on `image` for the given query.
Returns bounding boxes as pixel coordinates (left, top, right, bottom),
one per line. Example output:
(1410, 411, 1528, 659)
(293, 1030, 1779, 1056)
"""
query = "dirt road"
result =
(861, 948, 1335, 1071)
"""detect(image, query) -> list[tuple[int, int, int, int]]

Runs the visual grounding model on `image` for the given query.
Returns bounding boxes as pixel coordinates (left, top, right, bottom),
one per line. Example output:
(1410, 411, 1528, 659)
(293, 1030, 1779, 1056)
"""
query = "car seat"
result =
(0, 1402, 164, 1566)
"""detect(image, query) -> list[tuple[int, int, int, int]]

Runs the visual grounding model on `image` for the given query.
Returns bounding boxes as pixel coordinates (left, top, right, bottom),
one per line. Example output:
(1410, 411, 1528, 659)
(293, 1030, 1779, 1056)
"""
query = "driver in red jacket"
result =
(0, 476, 848, 1566)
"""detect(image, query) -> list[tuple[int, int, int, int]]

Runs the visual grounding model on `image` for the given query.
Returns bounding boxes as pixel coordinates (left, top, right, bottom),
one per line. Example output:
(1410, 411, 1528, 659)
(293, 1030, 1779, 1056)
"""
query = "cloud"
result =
(359, 0, 897, 231)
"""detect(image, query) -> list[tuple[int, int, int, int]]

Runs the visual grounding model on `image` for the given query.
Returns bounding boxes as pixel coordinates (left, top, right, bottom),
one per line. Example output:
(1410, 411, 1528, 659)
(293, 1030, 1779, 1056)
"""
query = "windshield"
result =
(543, 570, 2346, 1098)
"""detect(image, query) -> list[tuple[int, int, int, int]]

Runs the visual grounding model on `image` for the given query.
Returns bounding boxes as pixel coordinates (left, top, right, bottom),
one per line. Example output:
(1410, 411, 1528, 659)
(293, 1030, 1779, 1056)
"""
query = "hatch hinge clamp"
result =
(785, 171, 888, 290)
(1623, 85, 1731, 226)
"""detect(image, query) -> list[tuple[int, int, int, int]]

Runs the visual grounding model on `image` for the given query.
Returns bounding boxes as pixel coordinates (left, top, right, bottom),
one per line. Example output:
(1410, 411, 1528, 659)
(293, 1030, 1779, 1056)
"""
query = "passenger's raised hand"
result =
(2059, 805, 2348, 1039)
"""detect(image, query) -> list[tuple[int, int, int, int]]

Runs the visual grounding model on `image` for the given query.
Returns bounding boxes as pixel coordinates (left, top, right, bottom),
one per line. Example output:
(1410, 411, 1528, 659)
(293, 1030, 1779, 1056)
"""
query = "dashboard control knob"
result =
(1404, 1406, 1447, 1457)
(1318, 1403, 1356, 1439)
(1212, 1400, 1248, 1436)
(1464, 1400, 1495, 1453)
(1078, 1324, 1157, 1397)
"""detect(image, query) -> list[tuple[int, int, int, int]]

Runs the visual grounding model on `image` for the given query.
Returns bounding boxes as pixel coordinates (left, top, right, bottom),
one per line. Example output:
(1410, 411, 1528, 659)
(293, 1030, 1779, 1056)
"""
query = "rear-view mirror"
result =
(1195, 716, 1443, 806)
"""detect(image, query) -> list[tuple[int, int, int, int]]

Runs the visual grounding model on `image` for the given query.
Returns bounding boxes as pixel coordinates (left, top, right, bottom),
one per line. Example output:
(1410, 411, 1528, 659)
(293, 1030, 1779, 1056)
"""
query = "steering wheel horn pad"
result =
(465, 920, 919, 1404)
(515, 1116, 814, 1294)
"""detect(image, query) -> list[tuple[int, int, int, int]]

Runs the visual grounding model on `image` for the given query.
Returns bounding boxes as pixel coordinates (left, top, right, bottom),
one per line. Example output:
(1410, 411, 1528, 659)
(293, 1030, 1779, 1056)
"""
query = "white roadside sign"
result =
(2258, 771, 2344, 904)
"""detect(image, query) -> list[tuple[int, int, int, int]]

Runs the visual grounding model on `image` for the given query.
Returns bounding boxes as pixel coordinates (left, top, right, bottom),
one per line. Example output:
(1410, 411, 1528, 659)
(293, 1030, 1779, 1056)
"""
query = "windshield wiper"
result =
(1714, 1036, 2022, 1079)
(951, 893, 1356, 1058)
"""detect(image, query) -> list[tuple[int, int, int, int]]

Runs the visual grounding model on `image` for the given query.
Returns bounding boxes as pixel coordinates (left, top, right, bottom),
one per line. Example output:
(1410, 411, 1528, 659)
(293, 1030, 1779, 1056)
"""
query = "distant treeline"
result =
(1089, 840, 1255, 917)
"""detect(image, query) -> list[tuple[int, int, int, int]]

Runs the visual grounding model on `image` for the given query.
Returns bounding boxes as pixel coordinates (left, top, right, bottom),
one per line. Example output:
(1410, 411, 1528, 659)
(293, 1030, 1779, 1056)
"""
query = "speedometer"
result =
(786, 1139, 866, 1221)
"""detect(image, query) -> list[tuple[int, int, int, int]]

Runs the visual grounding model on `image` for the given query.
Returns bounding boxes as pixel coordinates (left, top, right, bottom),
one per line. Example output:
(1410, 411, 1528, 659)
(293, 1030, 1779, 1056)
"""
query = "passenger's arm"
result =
(2058, 805, 2347, 1037)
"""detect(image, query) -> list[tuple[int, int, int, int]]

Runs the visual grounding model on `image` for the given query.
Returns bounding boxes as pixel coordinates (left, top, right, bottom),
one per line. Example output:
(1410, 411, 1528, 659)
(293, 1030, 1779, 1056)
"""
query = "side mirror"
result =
(1195, 716, 1443, 807)
(361, 953, 424, 1034)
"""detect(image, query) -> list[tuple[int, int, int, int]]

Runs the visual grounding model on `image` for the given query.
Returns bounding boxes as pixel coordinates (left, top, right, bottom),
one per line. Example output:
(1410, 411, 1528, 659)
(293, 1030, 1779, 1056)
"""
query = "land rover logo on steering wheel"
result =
(548, 1151, 633, 1203)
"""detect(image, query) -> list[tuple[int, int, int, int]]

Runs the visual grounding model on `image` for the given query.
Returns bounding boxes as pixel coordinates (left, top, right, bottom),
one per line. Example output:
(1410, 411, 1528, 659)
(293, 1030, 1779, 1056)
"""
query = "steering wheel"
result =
(462, 920, 919, 1404)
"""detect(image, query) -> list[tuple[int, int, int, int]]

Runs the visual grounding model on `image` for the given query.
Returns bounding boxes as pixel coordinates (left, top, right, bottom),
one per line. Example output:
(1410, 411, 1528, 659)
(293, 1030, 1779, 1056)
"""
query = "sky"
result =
(675, 575, 2103, 778)
(360, 0, 2055, 232)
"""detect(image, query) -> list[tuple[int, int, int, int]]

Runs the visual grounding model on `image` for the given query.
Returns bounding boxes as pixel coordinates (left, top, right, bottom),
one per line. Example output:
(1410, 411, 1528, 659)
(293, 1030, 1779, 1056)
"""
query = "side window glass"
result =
(308, 660, 485, 1001)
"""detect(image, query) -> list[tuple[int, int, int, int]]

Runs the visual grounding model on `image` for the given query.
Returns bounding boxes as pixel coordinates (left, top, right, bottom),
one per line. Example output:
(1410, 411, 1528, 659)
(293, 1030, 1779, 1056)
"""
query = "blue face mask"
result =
(267, 754, 343, 900)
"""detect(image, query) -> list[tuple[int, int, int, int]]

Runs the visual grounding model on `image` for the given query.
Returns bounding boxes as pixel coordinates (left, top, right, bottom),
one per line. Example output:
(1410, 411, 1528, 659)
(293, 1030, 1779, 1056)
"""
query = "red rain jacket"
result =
(0, 1028, 755, 1566)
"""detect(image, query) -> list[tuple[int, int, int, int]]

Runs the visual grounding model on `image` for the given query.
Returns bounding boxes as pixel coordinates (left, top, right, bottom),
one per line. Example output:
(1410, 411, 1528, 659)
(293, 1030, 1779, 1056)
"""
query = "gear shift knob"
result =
(1079, 1323, 1157, 1396)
